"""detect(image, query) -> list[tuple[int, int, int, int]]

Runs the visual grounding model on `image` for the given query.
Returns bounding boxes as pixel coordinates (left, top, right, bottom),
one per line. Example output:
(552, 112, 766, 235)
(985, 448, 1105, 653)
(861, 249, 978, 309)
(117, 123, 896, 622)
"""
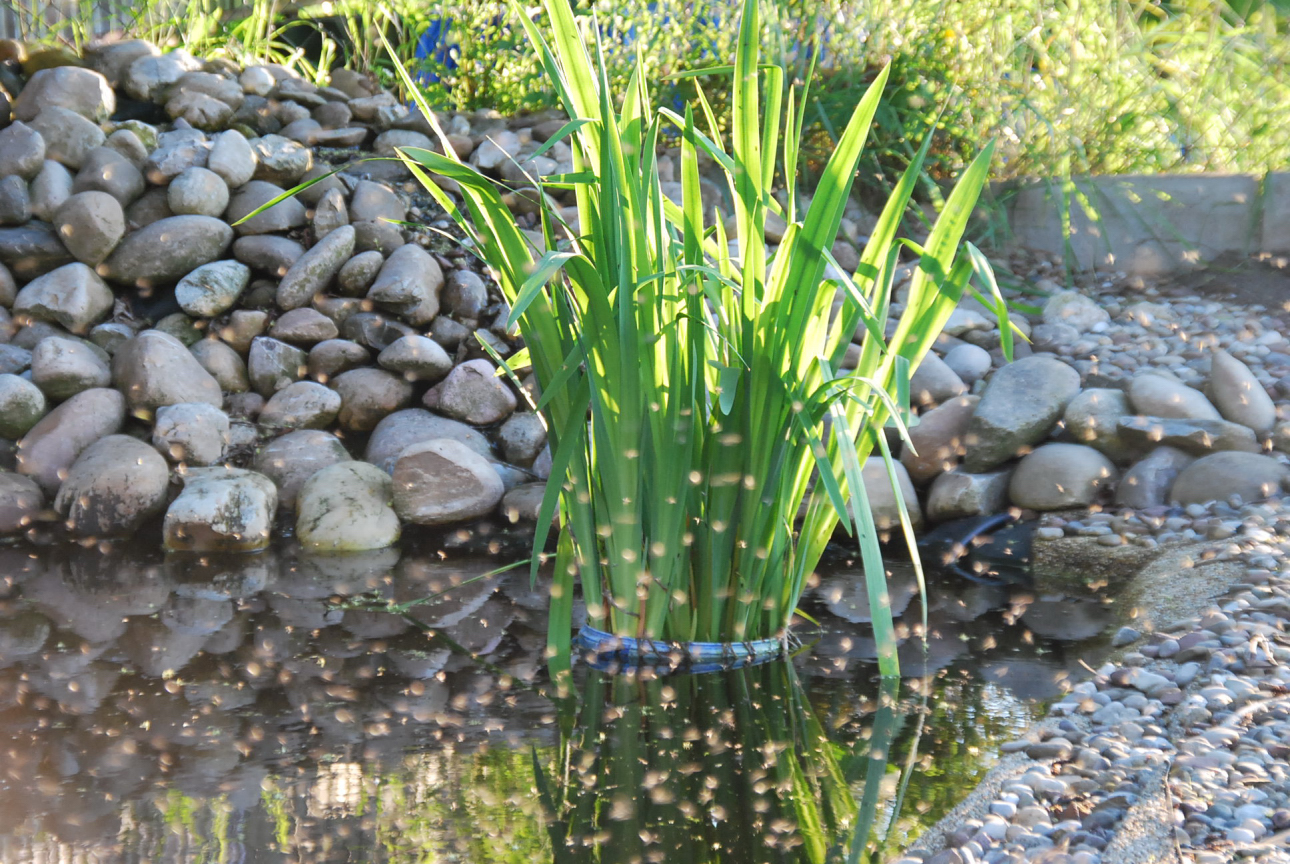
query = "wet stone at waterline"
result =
(0, 541, 1105, 863)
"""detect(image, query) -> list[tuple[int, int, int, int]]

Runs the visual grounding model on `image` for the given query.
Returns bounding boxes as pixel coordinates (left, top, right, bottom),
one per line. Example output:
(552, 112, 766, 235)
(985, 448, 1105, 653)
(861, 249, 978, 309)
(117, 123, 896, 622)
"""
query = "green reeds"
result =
(392, 0, 997, 677)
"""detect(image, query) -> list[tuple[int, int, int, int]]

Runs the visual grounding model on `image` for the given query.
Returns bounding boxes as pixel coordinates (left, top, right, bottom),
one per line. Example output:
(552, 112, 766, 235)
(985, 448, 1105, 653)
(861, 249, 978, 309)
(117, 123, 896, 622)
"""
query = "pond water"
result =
(0, 533, 1118, 863)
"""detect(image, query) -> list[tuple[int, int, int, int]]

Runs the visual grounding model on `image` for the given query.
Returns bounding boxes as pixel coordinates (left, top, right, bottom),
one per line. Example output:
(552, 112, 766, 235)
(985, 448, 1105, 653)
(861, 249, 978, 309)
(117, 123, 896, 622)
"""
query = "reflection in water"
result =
(0, 541, 1100, 862)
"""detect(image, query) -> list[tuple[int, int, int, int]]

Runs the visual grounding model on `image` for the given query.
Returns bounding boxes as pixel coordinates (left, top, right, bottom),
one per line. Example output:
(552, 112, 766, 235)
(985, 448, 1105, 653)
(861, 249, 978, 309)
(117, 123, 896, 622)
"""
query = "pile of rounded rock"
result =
(0, 40, 581, 553)
(880, 276, 1290, 549)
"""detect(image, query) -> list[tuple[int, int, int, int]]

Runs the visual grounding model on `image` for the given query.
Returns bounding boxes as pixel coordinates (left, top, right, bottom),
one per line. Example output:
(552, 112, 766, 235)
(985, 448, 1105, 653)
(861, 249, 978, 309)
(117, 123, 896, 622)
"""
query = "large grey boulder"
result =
(30, 336, 111, 400)
(189, 338, 248, 393)
(152, 402, 229, 465)
(15, 387, 125, 495)
(163, 467, 277, 552)
(1115, 446, 1194, 509)
(29, 106, 105, 170)
(1008, 443, 1117, 510)
(13, 262, 114, 334)
(54, 435, 169, 536)
(377, 334, 453, 383)
(392, 438, 504, 525)
(31, 160, 73, 221)
(431, 359, 517, 426)
(910, 351, 967, 407)
(927, 468, 1012, 522)
(1208, 349, 1276, 435)
(16, 66, 115, 122)
(101, 215, 234, 288)
(74, 145, 146, 205)
(250, 134, 311, 185)
(207, 129, 256, 188)
(0, 222, 75, 280)
(252, 429, 350, 509)
(1063, 388, 1137, 464)
(112, 330, 223, 413)
(168, 166, 229, 217)
(497, 412, 547, 467)
(963, 356, 1081, 472)
(365, 408, 493, 473)
(1127, 372, 1221, 421)
(1170, 452, 1290, 505)
(901, 395, 978, 484)
(275, 224, 354, 309)
(124, 49, 202, 101)
(225, 180, 307, 235)
(0, 374, 47, 439)
(297, 461, 400, 551)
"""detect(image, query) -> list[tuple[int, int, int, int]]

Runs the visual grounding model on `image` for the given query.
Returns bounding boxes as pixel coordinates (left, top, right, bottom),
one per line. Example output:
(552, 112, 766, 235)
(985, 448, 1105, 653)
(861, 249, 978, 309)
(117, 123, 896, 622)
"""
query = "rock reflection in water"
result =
(0, 542, 1100, 862)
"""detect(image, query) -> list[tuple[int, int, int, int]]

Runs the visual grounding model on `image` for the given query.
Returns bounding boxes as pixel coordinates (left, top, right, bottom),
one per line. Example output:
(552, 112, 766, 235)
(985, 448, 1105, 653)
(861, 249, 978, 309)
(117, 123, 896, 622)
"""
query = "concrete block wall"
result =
(1004, 172, 1290, 275)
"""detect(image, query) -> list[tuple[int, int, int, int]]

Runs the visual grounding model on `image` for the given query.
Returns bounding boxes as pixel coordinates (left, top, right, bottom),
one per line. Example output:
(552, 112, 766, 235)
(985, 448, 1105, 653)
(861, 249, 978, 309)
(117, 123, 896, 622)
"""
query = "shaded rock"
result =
(901, 395, 978, 484)
(0, 344, 33, 375)
(123, 186, 172, 230)
(16, 387, 125, 494)
(54, 435, 168, 536)
(910, 350, 967, 406)
(101, 215, 234, 288)
(1170, 452, 1290, 505)
(499, 482, 552, 524)
(142, 131, 208, 184)
(307, 338, 369, 381)
(353, 219, 405, 255)
(166, 90, 232, 130)
(163, 467, 277, 552)
(168, 165, 229, 217)
(112, 330, 222, 413)
(861, 457, 922, 530)
(175, 259, 250, 317)
(365, 408, 492, 473)
(1115, 446, 1194, 509)
(392, 438, 504, 525)
(269, 308, 337, 344)
(1209, 349, 1276, 434)
(152, 402, 229, 465)
(1127, 372, 1221, 421)
(75, 143, 149, 204)
(16, 66, 114, 122)
(332, 367, 412, 431)
(312, 186, 348, 237)
(964, 356, 1081, 472)
(13, 262, 113, 333)
(297, 461, 400, 551)
(1117, 415, 1259, 456)
(225, 180, 306, 235)
(0, 374, 46, 438)
(233, 234, 303, 277)
(1064, 388, 1137, 464)
(377, 334, 452, 383)
(30, 336, 110, 400)
(258, 381, 341, 430)
(86, 39, 158, 88)
(0, 221, 75, 281)
(367, 243, 442, 325)
(252, 429, 349, 509)
(1008, 443, 1117, 510)
(340, 310, 415, 351)
(443, 269, 488, 318)
(336, 249, 383, 296)
(0, 175, 30, 225)
(247, 336, 306, 397)
(0, 121, 45, 180)
(433, 359, 516, 425)
(28, 106, 104, 170)
(942, 343, 992, 384)
(349, 179, 405, 222)
(190, 338, 248, 393)
(926, 468, 1012, 522)
(54, 190, 124, 265)
(497, 412, 546, 467)
(276, 224, 354, 310)
(0, 472, 42, 534)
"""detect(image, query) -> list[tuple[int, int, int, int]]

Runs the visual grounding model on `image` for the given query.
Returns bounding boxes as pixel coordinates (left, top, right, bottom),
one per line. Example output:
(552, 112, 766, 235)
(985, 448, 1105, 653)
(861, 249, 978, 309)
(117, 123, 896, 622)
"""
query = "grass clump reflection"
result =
(388, 0, 1002, 677)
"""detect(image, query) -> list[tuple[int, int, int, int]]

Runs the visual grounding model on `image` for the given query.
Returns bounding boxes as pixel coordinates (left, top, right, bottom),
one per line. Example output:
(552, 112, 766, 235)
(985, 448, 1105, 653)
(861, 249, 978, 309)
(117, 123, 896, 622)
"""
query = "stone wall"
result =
(1004, 172, 1290, 275)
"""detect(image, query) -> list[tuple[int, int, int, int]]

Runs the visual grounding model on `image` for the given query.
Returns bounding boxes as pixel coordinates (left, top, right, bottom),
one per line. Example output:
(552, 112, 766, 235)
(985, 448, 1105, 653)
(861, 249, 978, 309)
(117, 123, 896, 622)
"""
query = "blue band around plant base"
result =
(574, 625, 784, 674)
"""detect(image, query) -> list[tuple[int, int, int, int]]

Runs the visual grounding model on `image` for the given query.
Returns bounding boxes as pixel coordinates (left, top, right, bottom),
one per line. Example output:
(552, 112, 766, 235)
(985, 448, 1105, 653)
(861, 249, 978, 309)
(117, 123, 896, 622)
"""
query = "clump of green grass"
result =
(393, 0, 999, 677)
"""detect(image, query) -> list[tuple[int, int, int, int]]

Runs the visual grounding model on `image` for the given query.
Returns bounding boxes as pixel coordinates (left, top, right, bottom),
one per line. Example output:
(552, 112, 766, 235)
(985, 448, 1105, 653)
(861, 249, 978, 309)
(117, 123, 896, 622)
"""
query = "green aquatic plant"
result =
(392, 0, 999, 677)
